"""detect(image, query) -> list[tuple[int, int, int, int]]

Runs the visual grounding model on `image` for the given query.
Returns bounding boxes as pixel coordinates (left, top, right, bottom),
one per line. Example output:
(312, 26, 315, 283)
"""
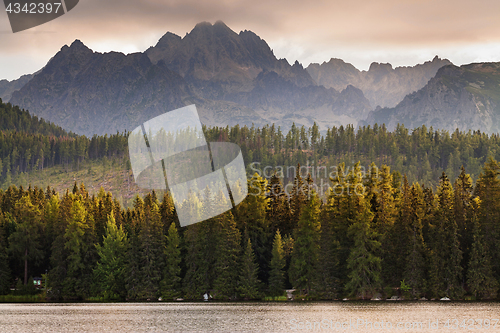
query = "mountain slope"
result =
(10, 40, 193, 136)
(362, 62, 500, 133)
(307, 56, 452, 108)
(145, 20, 315, 98)
(0, 74, 33, 102)
(9, 22, 373, 135)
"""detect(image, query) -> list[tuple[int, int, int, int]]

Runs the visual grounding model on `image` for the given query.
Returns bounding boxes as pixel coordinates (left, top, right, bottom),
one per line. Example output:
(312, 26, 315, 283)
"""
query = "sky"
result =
(1, 0, 500, 81)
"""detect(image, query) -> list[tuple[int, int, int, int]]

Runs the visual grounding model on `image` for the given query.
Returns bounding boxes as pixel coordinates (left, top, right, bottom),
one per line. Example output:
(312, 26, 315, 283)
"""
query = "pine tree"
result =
(94, 211, 128, 300)
(238, 238, 261, 299)
(345, 201, 381, 299)
(160, 223, 182, 300)
(467, 215, 498, 299)
(289, 191, 321, 295)
(268, 230, 286, 297)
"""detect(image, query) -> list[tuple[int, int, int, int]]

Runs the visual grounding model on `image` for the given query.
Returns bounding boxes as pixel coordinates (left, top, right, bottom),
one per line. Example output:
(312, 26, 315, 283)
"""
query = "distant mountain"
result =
(307, 56, 452, 108)
(10, 22, 372, 136)
(145, 20, 315, 98)
(0, 74, 33, 102)
(10, 40, 194, 136)
(362, 62, 500, 133)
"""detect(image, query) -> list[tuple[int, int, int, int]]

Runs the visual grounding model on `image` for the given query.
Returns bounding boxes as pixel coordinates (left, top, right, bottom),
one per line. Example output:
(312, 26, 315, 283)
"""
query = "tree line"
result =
(3, 96, 500, 189)
(1, 158, 499, 300)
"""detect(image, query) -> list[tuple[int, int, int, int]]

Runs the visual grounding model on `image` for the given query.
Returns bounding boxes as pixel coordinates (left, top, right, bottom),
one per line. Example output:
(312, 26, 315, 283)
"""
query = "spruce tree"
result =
(474, 157, 500, 281)
(345, 201, 381, 299)
(63, 198, 95, 299)
(94, 211, 128, 300)
(8, 195, 43, 286)
(403, 184, 427, 298)
(0, 213, 11, 295)
(384, 174, 410, 288)
(316, 208, 341, 299)
(125, 196, 144, 300)
(213, 210, 241, 300)
(236, 173, 270, 284)
(454, 166, 474, 286)
(183, 219, 214, 300)
(289, 191, 321, 295)
(161, 223, 182, 300)
(137, 202, 164, 299)
(467, 216, 498, 299)
(268, 230, 286, 297)
(429, 172, 463, 298)
(266, 173, 292, 237)
(238, 238, 261, 299)
(290, 163, 306, 226)
(325, 163, 352, 287)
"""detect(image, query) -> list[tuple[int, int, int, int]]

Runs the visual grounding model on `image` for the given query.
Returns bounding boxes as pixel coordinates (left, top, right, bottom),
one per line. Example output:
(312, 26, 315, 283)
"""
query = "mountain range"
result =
(362, 62, 500, 133)
(3, 21, 500, 136)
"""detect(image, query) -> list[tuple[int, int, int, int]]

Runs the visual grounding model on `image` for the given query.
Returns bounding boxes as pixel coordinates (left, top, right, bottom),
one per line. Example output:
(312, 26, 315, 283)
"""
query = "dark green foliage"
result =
(268, 230, 285, 297)
(63, 198, 96, 299)
(213, 210, 241, 300)
(8, 195, 43, 285)
(289, 192, 321, 294)
(1, 139, 500, 300)
(136, 201, 164, 299)
(429, 172, 464, 298)
(238, 238, 261, 299)
(161, 223, 182, 300)
(0, 213, 11, 294)
(403, 184, 427, 298)
(467, 216, 498, 299)
(93, 212, 128, 300)
(345, 200, 381, 299)
(474, 158, 500, 281)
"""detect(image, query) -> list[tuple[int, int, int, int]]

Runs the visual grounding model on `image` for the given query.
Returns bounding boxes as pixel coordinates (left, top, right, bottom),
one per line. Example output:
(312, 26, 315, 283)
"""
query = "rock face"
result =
(307, 56, 452, 108)
(0, 74, 33, 102)
(362, 62, 500, 133)
(10, 40, 192, 135)
(145, 21, 315, 96)
(10, 22, 372, 136)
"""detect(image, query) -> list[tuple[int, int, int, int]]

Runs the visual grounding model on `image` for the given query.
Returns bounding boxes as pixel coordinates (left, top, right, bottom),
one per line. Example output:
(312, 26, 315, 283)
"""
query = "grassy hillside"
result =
(4, 156, 150, 208)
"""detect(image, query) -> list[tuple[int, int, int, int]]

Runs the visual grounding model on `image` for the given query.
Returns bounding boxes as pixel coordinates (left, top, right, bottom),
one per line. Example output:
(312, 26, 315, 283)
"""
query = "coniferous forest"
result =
(1, 99, 500, 301)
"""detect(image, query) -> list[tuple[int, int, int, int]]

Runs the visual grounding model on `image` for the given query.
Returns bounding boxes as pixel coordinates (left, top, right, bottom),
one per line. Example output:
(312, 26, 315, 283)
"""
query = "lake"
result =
(0, 302, 498, 332)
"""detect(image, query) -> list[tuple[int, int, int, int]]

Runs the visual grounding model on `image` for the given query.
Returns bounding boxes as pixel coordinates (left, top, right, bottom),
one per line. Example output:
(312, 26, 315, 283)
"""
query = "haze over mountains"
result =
(2, 21, 500, 136)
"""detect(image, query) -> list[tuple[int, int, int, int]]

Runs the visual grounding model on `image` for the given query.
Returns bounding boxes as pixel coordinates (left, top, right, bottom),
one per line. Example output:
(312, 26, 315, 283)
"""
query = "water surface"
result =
(0, 302, 498, 332)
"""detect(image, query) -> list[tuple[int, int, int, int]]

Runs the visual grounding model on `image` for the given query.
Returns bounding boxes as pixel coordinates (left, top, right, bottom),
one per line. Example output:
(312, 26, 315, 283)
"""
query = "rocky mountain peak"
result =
(368, 62, 393, 72)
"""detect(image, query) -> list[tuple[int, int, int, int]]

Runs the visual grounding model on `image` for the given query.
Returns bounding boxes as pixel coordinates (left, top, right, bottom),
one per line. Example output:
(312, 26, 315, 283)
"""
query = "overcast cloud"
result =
(1, 0, 500, 80)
